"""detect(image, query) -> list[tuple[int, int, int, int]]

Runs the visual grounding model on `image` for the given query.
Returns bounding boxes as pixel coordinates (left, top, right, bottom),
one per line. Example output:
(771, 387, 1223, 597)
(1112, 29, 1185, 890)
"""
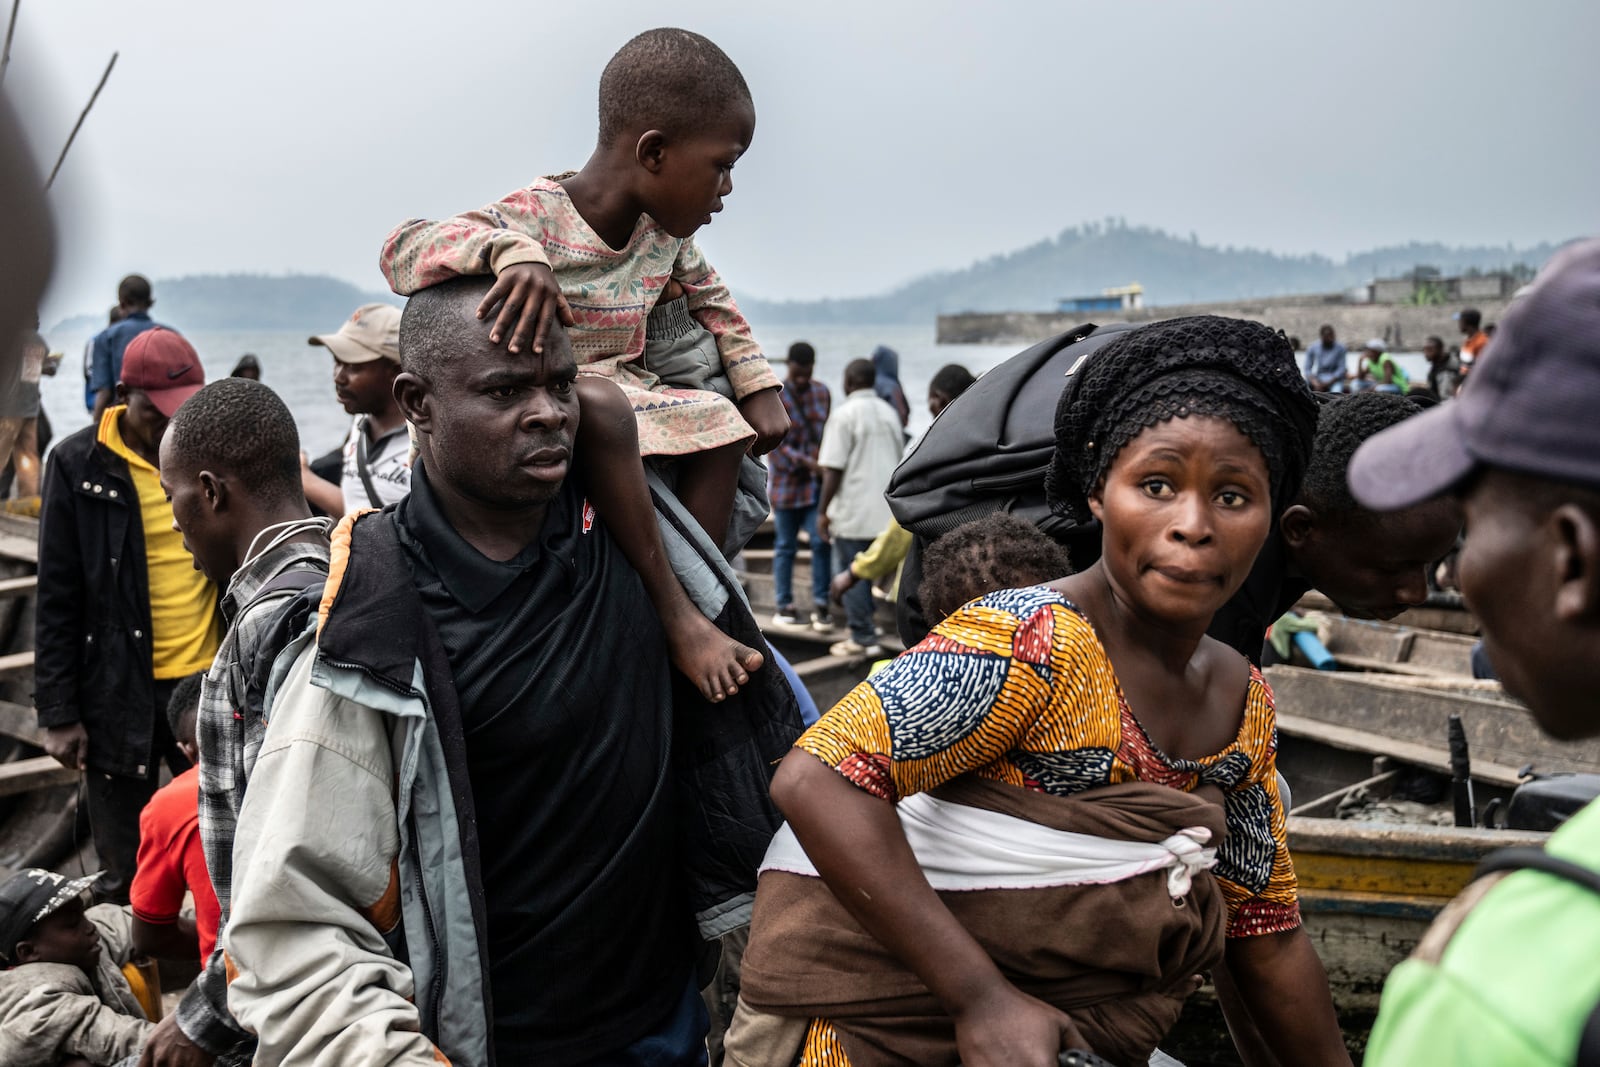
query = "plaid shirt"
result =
(768, 378, 831, 510)
(176, 538, 329, 1057)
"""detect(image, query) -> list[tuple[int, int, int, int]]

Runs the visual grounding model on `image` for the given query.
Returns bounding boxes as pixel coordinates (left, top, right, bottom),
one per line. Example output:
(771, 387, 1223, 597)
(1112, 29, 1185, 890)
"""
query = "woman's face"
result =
(1090, 415, 1273, 628)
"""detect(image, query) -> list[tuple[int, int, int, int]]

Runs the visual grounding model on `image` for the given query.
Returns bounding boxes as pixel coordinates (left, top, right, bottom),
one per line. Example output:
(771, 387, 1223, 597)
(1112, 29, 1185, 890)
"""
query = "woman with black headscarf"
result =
(732, 317, 1348, 1067)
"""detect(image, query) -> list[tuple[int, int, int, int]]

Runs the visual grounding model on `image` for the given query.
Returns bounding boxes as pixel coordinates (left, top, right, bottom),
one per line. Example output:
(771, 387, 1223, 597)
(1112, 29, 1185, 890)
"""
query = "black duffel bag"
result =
(884, 322, 1138, 643)
(886, 321, 1138, 543)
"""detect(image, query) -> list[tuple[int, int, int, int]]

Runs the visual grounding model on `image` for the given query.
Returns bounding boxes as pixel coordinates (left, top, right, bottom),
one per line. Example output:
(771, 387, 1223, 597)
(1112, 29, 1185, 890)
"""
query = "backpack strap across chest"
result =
(1475, 846, 1600, 1066)
(240, 568, 328, 724)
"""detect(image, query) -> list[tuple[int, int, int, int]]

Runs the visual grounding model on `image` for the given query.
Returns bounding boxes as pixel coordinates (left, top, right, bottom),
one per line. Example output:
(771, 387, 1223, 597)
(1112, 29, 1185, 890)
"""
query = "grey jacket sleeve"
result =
(223, 646, 442, 1067)
(0, 963, 153, 1067)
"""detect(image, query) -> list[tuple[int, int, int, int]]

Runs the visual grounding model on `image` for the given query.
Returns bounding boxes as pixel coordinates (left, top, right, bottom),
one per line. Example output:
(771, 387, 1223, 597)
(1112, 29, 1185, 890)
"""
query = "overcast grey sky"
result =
(12, 0, 1599, 324)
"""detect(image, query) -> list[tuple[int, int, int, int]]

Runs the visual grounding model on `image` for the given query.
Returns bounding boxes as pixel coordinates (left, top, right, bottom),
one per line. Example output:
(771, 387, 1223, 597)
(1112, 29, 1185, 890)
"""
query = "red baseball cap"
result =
(120, 327, 206, 416)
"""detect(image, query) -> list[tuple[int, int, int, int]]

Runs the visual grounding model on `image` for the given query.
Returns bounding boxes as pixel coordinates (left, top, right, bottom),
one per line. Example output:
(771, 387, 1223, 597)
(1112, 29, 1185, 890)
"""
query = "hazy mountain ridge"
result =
(48, 224, 1566, 333)
(51, 273, 398, 333)
(737, 222, 1566, 324)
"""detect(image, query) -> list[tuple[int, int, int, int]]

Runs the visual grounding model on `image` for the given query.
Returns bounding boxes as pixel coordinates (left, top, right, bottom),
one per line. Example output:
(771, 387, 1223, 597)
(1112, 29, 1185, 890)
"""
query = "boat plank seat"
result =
(1294, 591, 1481, 636)
(0, 650, 31, 676)
(0, 575, 35, 599)
(1267, 665, 1600, 777)
(0, 700, 45, 747)
(1328, 652, 1461, 679)
(0, 756, 76, 798)
(0, 535, 37, 564)
(1312, 613, 1478, 677)
(1277, 712, 1527, 788)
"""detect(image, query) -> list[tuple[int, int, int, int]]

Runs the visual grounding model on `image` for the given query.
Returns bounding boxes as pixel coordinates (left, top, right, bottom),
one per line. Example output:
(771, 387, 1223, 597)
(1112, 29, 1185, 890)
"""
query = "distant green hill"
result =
(51, 273, 398, 333)
(48, 226, 1569, 332)
(736, 221, 1566, 324)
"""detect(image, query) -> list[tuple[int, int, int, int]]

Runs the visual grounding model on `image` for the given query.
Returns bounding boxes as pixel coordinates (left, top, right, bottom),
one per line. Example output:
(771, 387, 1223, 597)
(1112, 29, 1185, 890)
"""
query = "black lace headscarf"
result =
(1045, 315, 1318, 527)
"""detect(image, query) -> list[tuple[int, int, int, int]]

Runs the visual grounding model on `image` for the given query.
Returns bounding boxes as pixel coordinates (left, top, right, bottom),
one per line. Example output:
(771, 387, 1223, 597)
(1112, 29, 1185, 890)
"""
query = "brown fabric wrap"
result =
(738, 779, 1227, 1067)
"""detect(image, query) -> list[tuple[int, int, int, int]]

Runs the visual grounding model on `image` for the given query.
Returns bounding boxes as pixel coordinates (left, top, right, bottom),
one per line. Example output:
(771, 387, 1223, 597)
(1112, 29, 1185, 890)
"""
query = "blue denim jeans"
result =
(832, 536, 877, 644)
(576, 973, 708, 1066)
(772, 504, 829, 611)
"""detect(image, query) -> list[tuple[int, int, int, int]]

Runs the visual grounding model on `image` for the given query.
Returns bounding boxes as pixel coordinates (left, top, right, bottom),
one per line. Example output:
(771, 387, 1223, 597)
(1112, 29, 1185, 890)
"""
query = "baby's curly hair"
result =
(920, 513, 1072, 624)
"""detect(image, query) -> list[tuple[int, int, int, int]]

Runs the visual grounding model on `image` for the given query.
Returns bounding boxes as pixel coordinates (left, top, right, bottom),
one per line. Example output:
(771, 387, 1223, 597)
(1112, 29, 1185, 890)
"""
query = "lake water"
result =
(35, 319, 1432, 457)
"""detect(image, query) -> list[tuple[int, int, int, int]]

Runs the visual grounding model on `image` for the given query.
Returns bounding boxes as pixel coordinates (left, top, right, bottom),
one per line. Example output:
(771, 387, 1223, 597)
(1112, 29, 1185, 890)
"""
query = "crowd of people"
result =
(0, 23, 1598, 1067)
(1299, 310, 1493, 400)
(768, 339, 977, 660)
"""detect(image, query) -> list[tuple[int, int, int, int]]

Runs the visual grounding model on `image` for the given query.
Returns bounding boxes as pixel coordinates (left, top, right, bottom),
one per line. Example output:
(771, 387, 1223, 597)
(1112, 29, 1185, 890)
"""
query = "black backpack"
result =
(886, 321, 1138, 542)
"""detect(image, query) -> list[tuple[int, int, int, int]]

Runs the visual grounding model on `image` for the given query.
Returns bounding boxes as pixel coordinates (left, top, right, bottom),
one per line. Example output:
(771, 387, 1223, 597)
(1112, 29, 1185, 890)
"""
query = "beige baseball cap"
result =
(308, 303, 402, 364)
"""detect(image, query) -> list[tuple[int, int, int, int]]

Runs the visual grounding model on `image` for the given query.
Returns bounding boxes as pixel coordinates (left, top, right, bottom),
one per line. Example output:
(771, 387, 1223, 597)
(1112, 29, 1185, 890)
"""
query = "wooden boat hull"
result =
(0, 513, 86, 879)
(1309, 612, 1480, 678)
(1166, 782, 1549, 1062)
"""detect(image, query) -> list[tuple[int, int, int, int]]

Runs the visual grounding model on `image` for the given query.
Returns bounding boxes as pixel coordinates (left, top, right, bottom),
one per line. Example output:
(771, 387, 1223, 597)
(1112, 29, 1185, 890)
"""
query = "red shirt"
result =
(130, 765, 220, 960)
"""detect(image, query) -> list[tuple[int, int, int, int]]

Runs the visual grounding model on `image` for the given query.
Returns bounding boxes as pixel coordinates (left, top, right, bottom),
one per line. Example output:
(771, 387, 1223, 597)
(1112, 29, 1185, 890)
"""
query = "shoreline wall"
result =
(936, 294, 1514, 349)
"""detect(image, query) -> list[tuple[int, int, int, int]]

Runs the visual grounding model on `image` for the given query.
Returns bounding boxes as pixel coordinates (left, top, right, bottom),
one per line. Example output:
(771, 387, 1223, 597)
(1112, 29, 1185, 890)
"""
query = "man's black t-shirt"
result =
(395, 466, 691, 1064)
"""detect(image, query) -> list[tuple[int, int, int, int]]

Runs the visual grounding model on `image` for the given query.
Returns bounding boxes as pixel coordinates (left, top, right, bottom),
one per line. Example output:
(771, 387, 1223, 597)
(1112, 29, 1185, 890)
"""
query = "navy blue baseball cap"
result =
(1350, 237, 1600, 510)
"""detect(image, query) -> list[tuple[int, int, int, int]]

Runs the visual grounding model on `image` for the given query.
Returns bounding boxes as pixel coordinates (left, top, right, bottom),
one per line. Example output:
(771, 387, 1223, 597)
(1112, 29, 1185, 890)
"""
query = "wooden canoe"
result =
(0, 513, 85, 879)
(1307, 612, 1481, 679)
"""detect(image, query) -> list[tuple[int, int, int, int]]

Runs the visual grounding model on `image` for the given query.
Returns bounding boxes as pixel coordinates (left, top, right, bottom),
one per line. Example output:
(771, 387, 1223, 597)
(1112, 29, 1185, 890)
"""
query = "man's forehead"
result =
(464, 342, 576, 380)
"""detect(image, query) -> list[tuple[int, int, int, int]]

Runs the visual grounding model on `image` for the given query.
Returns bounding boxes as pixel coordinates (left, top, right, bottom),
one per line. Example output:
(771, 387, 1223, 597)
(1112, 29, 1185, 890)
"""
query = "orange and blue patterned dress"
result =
(793, 584, 1299, 1065)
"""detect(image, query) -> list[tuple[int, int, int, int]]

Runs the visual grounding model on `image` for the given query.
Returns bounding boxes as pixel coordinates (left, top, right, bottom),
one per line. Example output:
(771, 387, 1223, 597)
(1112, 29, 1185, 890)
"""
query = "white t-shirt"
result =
(340, 415, 412, 515)
(817, 389, 906, 540)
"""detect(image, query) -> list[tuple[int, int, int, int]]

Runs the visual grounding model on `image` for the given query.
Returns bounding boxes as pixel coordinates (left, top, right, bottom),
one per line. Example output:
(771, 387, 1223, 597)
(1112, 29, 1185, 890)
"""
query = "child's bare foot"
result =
(666, 609, 764, 702)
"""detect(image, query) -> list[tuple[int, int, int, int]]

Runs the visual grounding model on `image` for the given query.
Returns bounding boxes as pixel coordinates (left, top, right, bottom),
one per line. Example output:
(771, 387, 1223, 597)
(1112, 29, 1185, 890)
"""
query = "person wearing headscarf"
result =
(897, 319, 1457, 656)
(870, 344, 910, 427)
(1044, 315, 1317, 525)
(230, 354, 262, 380)
(730, 317, 1350, 1067)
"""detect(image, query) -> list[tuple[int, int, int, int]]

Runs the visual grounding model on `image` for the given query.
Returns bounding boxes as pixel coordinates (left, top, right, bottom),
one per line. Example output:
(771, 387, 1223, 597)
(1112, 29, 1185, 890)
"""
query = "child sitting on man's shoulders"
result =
(0, 868, 153, 1066)
(380, 28, 785, 704)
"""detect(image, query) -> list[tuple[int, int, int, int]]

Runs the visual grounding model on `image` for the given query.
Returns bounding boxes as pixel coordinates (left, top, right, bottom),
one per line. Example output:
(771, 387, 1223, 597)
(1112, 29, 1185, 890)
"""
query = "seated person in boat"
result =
(730, 316, 1351, 1067)
(0, 869, 153, 1066)
(1352, 239, 1600, 1066)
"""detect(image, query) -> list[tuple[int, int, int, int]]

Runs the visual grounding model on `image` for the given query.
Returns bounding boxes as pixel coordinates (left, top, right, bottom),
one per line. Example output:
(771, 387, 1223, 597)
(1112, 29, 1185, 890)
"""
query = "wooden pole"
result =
(44, 50, 115, 190)
(0, 0, 20, 90)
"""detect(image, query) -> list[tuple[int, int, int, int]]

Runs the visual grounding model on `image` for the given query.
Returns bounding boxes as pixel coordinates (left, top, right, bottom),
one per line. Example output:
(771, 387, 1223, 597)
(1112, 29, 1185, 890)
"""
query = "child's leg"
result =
(671, 439, 747, 549)
(575, 376, 764, 701)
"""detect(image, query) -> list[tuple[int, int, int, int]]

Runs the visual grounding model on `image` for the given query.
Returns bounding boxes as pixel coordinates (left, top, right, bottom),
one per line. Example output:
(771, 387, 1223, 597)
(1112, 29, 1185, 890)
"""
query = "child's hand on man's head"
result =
(738, 386, 789, 455)
(478, 263, 574, 355)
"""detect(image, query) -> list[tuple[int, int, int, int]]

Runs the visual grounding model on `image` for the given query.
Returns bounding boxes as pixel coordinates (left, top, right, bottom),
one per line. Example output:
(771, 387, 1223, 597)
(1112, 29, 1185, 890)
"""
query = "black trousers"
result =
(84, 677, 187, 904)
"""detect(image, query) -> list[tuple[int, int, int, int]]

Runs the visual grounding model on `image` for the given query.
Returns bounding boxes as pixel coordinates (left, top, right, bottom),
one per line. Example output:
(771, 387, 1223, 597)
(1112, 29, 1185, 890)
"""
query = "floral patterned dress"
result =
(380, 177, 779, 457)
